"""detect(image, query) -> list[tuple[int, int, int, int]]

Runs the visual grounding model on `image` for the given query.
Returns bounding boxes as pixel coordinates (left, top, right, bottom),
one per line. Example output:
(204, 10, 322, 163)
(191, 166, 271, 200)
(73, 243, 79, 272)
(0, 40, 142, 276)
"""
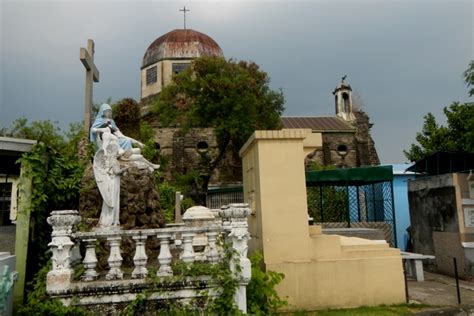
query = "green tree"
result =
(1, 118, 85, 296)
(404, 61, 474, 162)
(464, 60, 474, 97)
(152, 56, 285, 191)
(113, 98, 141, 140)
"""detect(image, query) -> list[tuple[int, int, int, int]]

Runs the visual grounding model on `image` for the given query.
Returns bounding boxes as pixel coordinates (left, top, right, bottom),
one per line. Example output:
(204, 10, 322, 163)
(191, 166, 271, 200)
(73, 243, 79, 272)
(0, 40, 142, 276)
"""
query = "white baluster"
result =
(180, 232, 195, 263)
(82, 238, 98, 281)
(157, 233, 173, 276)
(106, 237, 123, 280)
(205, 231, 219, 263)
(132, 235, 148, 279)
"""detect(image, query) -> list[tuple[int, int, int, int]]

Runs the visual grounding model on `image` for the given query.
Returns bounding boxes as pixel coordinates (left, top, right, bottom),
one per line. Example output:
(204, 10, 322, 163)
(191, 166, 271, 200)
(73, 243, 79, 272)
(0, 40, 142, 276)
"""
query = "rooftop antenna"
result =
(180, 6, 190, 29)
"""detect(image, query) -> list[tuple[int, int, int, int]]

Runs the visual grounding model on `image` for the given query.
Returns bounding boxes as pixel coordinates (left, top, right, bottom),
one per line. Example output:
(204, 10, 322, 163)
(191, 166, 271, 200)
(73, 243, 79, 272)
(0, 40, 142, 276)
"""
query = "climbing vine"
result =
(122, 241, 241, 315)
(247, 252, 287, 314)
(2, 119, 86, 298)
(122, 248, 287, 314)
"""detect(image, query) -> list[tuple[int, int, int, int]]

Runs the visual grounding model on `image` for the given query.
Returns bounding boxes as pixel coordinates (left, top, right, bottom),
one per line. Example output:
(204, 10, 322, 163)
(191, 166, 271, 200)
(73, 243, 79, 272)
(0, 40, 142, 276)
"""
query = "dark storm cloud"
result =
(1, 0, 472, 162)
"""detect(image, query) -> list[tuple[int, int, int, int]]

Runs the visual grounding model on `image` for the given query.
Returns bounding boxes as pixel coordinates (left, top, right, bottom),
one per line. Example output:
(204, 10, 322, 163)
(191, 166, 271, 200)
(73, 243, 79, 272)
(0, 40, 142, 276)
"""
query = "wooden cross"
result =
(80, 39, 100, 136)
(179, 6, 190, 29)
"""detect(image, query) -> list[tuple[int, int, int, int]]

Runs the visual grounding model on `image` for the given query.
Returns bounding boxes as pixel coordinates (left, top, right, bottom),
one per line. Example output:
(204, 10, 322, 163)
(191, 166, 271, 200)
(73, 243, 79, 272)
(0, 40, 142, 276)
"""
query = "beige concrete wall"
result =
(161, 60, 190, 87)
(240, 129, 405, 311)
(269, 256, 404, 310)
(141, 60, 192, 100)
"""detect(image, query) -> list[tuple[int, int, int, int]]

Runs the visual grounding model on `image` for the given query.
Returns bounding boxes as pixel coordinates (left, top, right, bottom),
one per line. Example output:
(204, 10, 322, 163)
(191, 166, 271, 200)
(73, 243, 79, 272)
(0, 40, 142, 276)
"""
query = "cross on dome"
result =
(179, 6, 190, 29)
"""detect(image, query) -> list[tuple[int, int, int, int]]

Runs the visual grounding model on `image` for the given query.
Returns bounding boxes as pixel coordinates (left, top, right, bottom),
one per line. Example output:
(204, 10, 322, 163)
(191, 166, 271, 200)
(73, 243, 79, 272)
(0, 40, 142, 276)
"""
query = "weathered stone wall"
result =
(321, 133, 357, 168)
(303, 112, 380, 169)
(147, 112, 378, 182)
(353, 111, 380, 166)
(152, 126, 242, 185)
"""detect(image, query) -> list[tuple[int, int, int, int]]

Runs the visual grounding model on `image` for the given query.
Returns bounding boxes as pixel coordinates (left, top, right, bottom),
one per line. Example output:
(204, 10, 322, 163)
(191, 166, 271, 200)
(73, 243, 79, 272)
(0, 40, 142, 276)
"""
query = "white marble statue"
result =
(93, 131, 124, 228)
(90, 103, 159, 172)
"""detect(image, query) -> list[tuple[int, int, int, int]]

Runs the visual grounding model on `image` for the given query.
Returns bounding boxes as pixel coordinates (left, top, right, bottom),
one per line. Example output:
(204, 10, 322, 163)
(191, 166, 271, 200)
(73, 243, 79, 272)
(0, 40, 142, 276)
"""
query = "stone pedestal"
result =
(220, 204, 251, 314)
(183, 206, 215, 260)
(46, 210, 80, 294)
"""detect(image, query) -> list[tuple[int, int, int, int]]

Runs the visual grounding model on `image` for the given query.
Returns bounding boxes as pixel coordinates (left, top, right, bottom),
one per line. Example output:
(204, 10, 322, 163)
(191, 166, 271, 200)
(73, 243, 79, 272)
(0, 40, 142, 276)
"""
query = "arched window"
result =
(342, 93, 350, 113)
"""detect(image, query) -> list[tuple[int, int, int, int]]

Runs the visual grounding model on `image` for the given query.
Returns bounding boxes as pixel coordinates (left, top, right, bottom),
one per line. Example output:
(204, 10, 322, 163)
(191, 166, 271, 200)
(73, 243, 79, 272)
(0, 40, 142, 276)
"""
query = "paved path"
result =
(408, 271, 474, 315)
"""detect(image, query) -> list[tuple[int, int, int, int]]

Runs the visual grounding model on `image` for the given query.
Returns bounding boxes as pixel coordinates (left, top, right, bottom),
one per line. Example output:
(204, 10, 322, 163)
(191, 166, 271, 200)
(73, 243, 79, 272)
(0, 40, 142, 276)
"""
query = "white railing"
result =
(45, 204, 251, 313)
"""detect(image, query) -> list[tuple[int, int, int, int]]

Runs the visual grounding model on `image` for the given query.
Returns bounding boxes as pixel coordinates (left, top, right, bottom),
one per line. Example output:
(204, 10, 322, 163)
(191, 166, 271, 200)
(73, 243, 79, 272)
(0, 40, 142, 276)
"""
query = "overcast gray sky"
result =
(1, 0, 473, 163)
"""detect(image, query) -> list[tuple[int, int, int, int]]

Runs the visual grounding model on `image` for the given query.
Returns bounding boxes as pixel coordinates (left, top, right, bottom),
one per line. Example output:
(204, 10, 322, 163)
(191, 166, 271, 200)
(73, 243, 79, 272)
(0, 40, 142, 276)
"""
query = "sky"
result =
(1, 0, 473, 163)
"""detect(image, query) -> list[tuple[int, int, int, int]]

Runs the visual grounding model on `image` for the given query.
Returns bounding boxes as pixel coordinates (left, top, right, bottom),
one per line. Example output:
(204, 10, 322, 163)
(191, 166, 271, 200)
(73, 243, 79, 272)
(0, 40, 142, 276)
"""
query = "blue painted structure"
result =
(389, 164, 415, 251)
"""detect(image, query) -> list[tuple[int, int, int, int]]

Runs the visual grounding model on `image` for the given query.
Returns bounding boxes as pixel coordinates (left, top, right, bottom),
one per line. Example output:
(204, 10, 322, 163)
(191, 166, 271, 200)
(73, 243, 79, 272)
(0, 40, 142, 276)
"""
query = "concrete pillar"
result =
(13, 162, 33, 307)
(239, 129, 321, 264)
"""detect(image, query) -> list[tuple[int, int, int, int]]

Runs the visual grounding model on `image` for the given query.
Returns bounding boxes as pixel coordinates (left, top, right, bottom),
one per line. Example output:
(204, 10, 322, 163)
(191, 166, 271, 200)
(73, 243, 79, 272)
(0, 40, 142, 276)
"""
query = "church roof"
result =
(142, 29, 224, 68)
(281, 116, 355, 132)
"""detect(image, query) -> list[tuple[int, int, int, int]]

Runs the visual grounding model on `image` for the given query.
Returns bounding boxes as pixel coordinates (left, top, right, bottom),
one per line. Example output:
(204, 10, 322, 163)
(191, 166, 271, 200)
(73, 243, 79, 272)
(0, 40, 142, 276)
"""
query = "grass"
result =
(285, 303, 434, 315)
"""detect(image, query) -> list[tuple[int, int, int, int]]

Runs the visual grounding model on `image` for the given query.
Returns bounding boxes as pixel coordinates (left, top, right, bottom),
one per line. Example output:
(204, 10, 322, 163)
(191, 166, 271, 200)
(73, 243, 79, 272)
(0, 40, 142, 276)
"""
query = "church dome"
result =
(142, 29, 224, 68)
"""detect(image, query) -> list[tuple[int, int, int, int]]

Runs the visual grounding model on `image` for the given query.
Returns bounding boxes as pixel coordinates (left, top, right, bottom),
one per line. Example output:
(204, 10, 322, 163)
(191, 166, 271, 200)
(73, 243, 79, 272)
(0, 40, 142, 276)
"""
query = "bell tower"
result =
(333, 76, 356, 121)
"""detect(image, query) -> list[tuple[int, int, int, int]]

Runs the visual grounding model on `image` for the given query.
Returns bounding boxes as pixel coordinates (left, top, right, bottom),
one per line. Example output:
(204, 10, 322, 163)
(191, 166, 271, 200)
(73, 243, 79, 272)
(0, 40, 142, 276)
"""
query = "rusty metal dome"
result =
(142, 29, 224, 68)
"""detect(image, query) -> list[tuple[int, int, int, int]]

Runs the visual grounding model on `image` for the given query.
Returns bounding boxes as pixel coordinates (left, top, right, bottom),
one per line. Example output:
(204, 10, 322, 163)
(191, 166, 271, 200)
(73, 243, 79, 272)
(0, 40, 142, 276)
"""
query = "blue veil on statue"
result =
(90, 103, 132, 151)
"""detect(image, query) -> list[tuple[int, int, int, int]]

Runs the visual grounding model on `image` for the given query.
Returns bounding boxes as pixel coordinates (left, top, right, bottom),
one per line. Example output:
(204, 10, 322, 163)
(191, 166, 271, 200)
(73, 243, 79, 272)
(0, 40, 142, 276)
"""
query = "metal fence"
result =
(206, 187, 244, 209)
(306, 166, 396, 247)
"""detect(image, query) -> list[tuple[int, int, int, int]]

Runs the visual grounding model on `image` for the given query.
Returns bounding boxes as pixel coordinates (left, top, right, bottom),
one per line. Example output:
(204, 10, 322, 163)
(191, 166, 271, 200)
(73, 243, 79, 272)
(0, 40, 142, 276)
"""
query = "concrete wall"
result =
(408, 174, 458, 257)
(408, 173, 474, 277)
(240, 129, 405, 311)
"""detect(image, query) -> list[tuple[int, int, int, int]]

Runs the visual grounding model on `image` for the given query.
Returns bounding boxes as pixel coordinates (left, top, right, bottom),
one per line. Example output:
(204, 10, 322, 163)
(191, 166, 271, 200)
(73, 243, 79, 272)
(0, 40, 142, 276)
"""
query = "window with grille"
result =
(146, 66, 157, 85)
(0, 183, 13, 226)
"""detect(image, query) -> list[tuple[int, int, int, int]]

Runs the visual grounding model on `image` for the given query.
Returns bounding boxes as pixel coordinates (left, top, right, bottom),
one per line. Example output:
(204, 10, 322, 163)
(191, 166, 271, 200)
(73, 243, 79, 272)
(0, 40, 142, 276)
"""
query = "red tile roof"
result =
(281, 117, 355, 131)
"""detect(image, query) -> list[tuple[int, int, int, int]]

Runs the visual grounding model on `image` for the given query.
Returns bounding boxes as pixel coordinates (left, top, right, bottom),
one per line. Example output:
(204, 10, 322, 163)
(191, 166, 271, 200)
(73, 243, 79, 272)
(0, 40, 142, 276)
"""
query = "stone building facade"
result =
(282, 80, 379, 168)
(149, 125, 241, 185)
(140, 29, 380, 187)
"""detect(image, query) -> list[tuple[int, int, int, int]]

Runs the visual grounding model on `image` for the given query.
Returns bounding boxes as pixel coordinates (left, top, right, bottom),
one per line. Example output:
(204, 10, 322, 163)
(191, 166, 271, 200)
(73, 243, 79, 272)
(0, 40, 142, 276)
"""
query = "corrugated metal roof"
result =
(281, 117, 355, 131)
(142, 29, 224, 68)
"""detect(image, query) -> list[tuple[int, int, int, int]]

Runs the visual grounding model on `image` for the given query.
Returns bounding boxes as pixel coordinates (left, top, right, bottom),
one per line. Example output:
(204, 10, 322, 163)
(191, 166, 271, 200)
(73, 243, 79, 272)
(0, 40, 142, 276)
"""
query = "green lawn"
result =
(286, 304, 434, 316)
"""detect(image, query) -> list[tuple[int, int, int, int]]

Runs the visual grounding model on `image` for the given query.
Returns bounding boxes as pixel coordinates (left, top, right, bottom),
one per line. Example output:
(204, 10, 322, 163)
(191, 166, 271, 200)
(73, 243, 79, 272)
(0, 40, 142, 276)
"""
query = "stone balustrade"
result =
(46, 204, 250, 313)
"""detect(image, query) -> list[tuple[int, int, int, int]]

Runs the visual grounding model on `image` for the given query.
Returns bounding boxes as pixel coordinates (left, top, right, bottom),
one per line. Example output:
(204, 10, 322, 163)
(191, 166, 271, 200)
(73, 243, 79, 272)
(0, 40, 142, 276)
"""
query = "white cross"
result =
(80, 39, 100, 136)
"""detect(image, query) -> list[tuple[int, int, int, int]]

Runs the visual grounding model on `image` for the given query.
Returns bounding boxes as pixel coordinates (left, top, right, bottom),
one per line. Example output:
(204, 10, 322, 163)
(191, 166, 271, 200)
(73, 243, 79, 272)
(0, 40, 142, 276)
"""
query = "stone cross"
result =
(80, 39, 100, 136)
(179, 6, 190, 29)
